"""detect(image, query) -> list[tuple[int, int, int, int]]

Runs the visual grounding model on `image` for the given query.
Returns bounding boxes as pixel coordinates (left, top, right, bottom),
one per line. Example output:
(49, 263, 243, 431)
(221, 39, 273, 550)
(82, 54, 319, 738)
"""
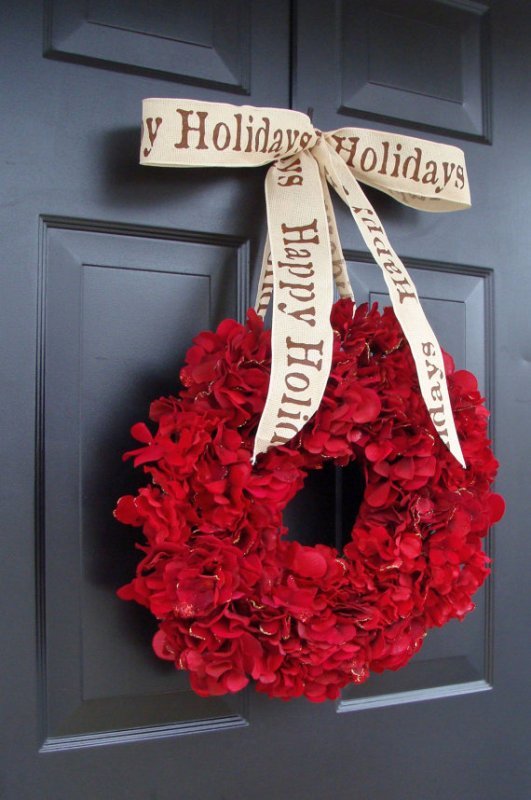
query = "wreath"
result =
(115, 299, 504, 702)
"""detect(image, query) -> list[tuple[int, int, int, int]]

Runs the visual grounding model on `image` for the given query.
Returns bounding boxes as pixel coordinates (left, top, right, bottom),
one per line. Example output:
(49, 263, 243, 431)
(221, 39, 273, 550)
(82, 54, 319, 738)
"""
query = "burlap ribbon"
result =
(140, 98, 471, 468)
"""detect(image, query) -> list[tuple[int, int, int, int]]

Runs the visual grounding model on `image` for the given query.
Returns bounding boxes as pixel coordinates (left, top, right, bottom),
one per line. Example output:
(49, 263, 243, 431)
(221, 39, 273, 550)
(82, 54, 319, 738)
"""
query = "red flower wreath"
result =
(115, 300, 504, 702)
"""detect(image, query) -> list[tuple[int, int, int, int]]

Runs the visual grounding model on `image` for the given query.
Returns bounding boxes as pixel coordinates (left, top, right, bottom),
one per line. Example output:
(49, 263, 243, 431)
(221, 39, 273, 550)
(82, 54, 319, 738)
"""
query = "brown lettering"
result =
(429, 404, 447, 429)
(437, 162, 456, 194)
(390, 143, 402, 178)
(285, 129, 300, 151)
(360, 146, 377, 172)
(277, 304, 316, 326)
(254, 117, 270, 152)
(422, 161, 438, 185)
(143, 117, 163, 157)
(174, 109, 208, 150)
(330, 135, 360, 167)
(286, 338, 324, 372)
(212, 121, 231, 151)
(280, 392, 312, 407)
(425, 360, 443, 381)
(277, 261, 315, 279)
(402, 147, 422, 182)
(270, 421, 299, 444)
(392, 276, 416, 303)
(431, 383, 443, 402)
(284, 247, 311, 260)
(285, 372, 311, 393)
(278, 280, 316, 303)
(282, 219, 320, 245)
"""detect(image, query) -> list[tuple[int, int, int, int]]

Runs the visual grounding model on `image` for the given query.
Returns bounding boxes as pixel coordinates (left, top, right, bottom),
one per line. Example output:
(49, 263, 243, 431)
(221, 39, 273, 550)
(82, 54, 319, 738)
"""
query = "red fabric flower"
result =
(115, 300, 504, 701)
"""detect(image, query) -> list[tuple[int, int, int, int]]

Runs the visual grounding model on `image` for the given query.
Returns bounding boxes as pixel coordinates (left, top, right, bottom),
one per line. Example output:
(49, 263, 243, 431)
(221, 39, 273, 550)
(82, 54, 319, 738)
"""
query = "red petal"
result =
(453, 370, 478, 394)
(292, 548, 328, 578)
(393, 458, 415, 480)
(114, 495, 142, 526)
(365, 480, 391, 507)
(130, 422, 153, 443)
(399, 536, 422, 558)
(152, 631, 175, 661)
(225, 671, 249, 692)
(351, 388, 381, 423)
(488, 493, 505, 524)
(132, 445, 166, 466)
(365, 441, 394, 462)
(116, 583, 135, 601)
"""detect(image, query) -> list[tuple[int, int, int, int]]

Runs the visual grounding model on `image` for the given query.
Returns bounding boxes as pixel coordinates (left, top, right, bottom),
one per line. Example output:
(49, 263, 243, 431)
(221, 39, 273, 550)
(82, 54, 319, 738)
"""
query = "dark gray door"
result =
(1, 1, 529, 798)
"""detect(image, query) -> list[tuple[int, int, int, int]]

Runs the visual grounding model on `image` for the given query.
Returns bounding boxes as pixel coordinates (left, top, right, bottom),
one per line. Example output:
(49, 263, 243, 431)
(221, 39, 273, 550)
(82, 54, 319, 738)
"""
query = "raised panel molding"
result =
(44, 0, 251, 92)
(337, 251, 495, 712)
(37, 218, 250, 750)
(339, 0, 491, 141)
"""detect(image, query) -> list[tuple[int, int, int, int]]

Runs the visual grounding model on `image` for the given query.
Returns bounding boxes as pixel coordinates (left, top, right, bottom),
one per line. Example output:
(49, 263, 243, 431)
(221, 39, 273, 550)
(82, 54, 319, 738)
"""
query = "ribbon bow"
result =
(141, 98, 471, 468)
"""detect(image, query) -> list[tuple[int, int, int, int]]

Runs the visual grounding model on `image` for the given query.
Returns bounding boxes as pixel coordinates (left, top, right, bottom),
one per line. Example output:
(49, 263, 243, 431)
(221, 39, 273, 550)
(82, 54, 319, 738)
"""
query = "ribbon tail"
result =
(252, 151, 335, 462)
(316, 141, 466, 469)
(318, 169, 355, 305)
(254, 239, 274, 319)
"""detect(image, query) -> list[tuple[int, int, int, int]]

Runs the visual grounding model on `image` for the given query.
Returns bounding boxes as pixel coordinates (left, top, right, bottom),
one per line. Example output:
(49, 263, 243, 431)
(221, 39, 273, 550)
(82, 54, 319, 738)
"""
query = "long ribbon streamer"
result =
(140, 98, 470, 468)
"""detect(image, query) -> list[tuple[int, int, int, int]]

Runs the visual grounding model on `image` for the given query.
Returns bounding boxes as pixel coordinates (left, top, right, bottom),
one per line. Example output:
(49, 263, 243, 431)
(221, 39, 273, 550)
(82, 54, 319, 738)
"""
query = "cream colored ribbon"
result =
(140, 98, 471, 468)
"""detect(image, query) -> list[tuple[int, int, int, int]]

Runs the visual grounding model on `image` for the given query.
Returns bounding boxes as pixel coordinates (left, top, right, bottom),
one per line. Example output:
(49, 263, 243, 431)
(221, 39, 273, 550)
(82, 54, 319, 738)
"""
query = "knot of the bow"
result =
(275, 127, 324, 166)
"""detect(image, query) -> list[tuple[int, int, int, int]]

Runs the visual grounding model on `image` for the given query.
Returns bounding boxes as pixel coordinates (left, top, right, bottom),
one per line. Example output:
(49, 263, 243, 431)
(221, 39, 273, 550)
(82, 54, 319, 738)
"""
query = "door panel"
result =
(46, 0, 253, 94)
(296, 0, 490, 140)
(1, 0, 530, 798)
(338, 254, 492, 710)
(40, 222, 249, 749)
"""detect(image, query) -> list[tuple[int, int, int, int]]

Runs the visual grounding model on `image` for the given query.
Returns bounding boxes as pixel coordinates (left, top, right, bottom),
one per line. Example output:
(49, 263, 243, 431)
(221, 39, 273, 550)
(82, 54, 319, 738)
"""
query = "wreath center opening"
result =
(282, 460, 365, 554)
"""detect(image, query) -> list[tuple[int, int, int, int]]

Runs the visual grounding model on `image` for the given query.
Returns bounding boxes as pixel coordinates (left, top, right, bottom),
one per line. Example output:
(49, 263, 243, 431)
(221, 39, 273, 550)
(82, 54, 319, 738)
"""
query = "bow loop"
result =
(140, 98, 470, 468)
(324, 128, 471, 213)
